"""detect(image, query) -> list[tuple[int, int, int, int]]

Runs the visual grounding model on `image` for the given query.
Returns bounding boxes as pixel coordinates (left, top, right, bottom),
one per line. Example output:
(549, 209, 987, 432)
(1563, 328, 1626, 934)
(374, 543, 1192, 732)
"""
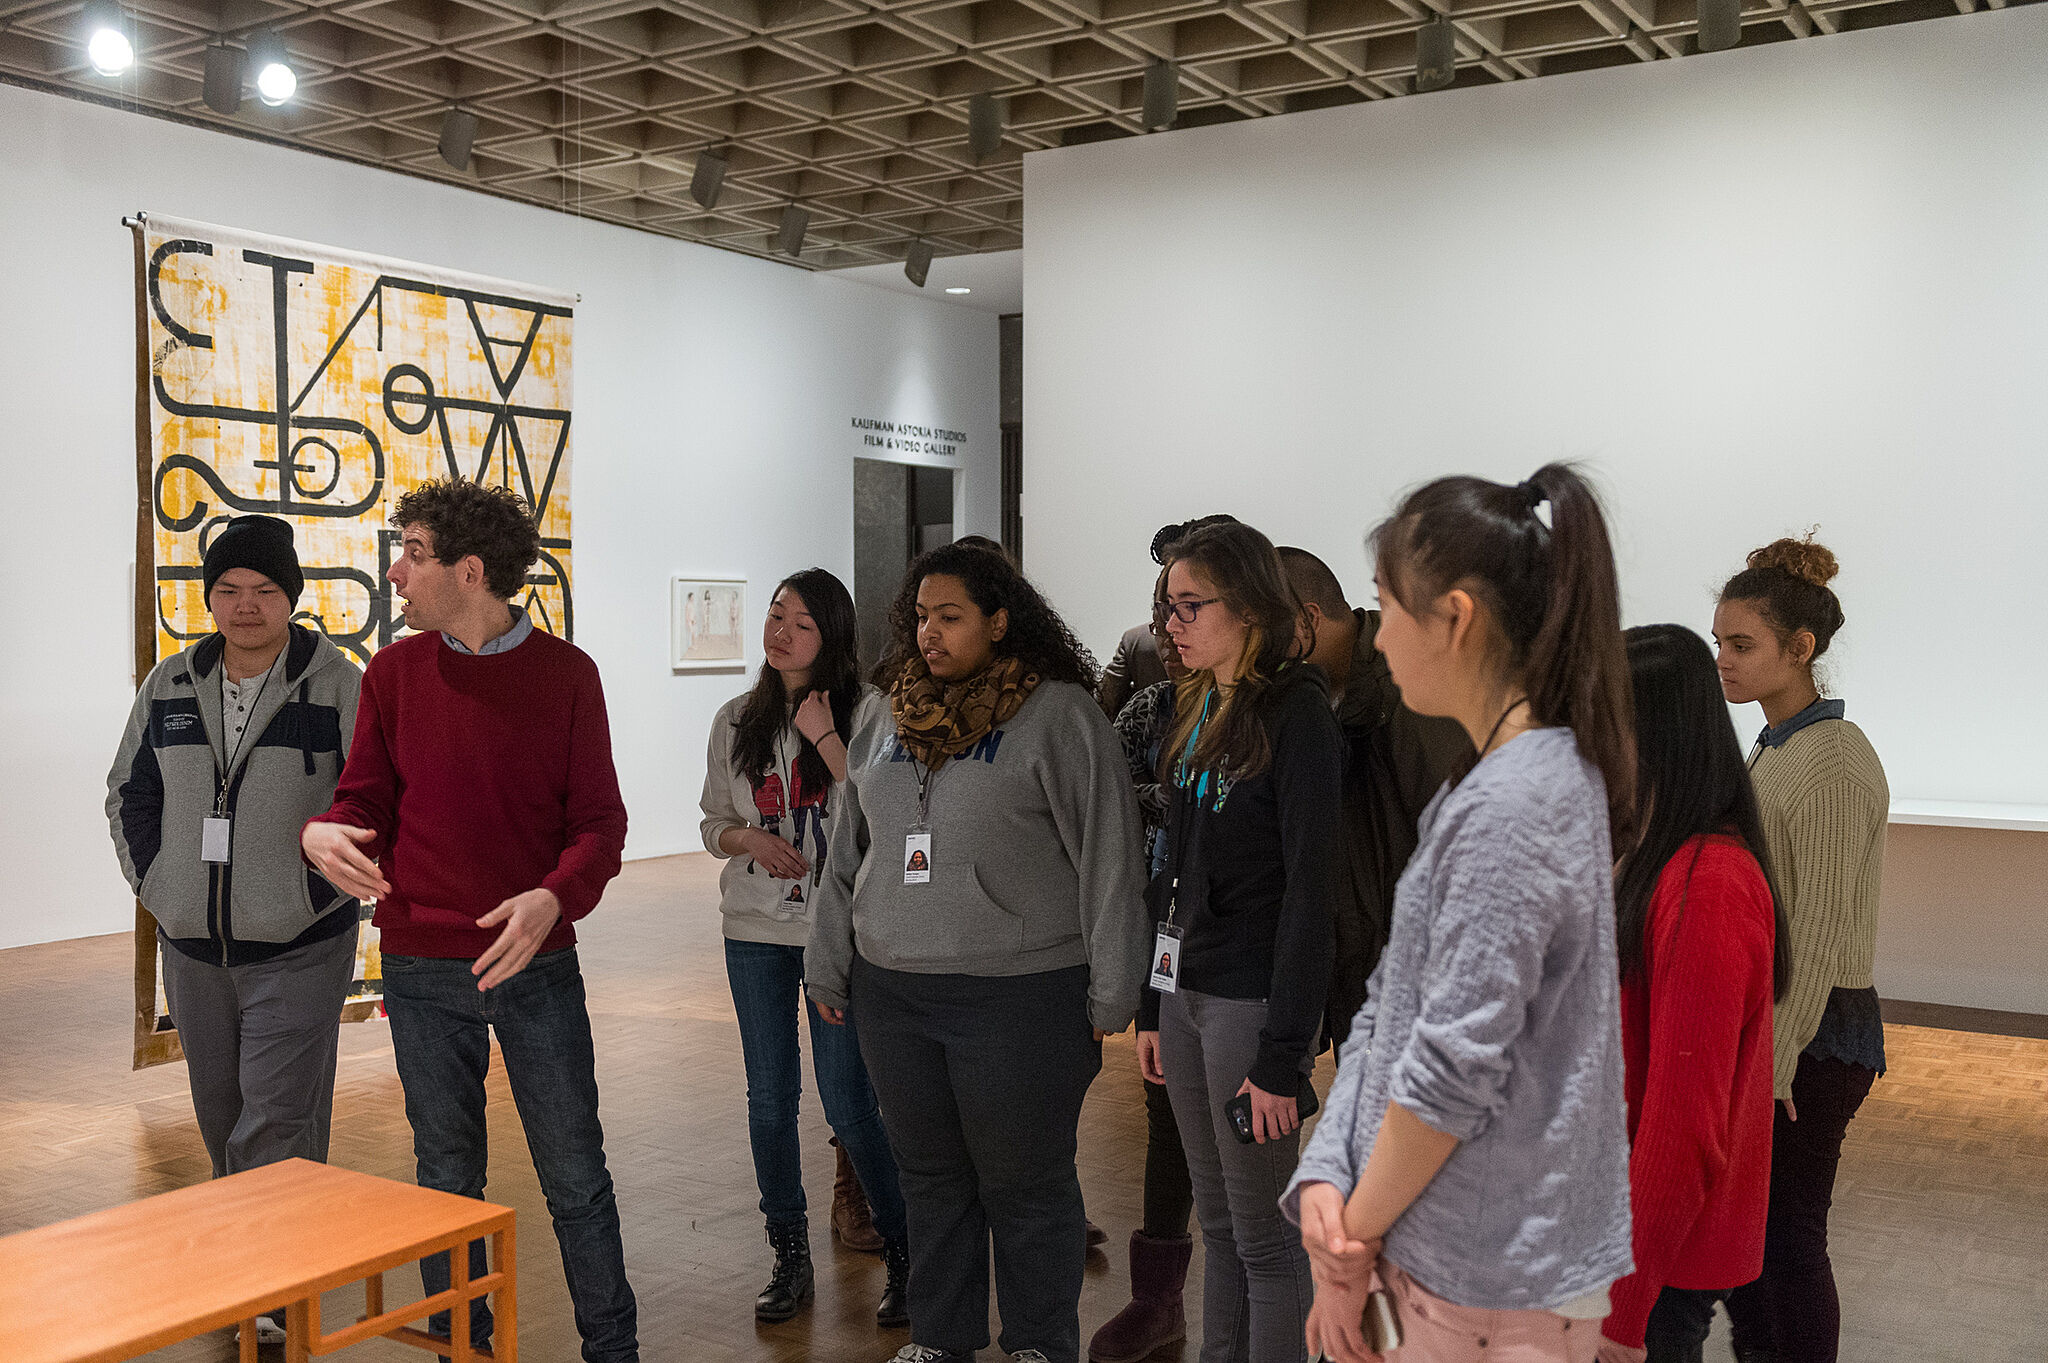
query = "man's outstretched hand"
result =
(473, 888, 562, 990)
(302, 822, 390, 901)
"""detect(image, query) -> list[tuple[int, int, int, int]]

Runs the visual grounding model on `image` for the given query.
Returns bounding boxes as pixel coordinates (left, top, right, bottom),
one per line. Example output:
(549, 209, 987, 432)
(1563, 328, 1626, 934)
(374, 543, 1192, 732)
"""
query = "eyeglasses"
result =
(1155, 597, 1223, 626)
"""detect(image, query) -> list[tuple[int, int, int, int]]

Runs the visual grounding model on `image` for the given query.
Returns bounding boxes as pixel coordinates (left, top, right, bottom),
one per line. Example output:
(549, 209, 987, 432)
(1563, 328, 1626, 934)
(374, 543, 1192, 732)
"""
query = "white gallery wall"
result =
(0, 80, 998, 950)
(1024, 6, 2048, 1012)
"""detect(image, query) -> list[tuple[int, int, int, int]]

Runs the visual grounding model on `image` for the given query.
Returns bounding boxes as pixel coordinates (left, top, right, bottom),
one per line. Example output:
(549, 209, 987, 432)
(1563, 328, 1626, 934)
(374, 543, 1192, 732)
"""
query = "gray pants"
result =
(159, 922, 359, 1178)
(1159, 987, 1314, 1363)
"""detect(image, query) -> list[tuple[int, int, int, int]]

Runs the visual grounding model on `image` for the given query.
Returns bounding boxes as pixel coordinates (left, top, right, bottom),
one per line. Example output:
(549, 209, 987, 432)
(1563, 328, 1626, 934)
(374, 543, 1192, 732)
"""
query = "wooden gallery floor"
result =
(2, 854, 2043, 1362)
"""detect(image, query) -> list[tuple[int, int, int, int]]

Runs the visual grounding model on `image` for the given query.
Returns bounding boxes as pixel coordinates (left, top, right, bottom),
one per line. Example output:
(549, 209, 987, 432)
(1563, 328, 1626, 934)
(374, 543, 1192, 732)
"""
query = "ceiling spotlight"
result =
(905, 238, 935, 288)
(248, 30, 295, 107)
(945, 287, 972, 295)
(1415, 14, 1457, 92)
(967, 92, 1005, 161)
(439, 107, 480, 172)
(202, 43, 244, 114)
(691, 148, 729, 210)
(777, 204, 810, 258)
(83, 2, 133, 77)
(1141, 61, 1178, 131)
(1696, 0, 1742, 51)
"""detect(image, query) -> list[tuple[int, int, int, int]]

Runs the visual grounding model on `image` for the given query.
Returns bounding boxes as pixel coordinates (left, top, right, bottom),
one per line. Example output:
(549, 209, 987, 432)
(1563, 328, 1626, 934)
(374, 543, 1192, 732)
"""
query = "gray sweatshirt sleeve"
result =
(699, 702, 745, 857)
(804, 733, 873, 1012)
(1387, 809, 1561, 1141)
(1280, 992, 1379, 1223)
(1042, 690, 1151, 1032)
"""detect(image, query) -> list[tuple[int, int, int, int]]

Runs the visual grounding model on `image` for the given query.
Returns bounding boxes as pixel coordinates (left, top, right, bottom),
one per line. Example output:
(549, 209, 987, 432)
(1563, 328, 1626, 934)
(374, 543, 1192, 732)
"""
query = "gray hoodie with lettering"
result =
(804, 679, 1151, 1032)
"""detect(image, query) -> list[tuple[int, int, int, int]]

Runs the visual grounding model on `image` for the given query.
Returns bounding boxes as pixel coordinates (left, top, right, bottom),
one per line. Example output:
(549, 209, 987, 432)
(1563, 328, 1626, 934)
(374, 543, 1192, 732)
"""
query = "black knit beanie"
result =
(203, 515, 304, 604)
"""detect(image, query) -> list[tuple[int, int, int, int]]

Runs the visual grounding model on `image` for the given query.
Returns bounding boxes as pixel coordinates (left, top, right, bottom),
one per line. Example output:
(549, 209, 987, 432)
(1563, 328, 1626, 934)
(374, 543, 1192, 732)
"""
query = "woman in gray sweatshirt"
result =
(806, 543, 1151, 1363)
(1284, 465, 1638, 1363)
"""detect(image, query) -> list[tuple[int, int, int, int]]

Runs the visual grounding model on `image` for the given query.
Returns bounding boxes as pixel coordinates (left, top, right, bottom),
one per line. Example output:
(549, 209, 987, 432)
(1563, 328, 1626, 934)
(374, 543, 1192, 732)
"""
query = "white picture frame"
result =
(671, 577, 748, 672)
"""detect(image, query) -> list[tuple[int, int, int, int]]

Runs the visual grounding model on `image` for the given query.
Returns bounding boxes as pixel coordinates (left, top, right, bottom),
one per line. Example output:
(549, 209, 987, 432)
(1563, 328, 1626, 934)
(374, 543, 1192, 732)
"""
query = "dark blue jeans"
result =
(381, 948, 637, 1363)
(724, 937, 907, 1241)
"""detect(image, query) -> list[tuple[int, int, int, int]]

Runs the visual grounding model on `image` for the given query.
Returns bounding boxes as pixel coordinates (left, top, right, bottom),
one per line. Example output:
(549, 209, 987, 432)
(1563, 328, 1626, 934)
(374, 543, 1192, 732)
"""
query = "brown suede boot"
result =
(831, 1137, 885, 1253)
(1087, 1231, 1193, 1363)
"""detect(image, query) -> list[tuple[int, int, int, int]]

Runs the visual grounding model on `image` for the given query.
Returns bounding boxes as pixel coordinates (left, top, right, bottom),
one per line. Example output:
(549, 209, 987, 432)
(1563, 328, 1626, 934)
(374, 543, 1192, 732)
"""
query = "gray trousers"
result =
(1159, 987, 1314, 1363)
(158, 922, 359, 1178)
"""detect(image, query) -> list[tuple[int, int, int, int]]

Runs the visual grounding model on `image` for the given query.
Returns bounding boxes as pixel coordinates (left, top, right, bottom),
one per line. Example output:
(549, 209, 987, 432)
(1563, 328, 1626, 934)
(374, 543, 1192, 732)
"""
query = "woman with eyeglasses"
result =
(1134, 520, 1341, 1363)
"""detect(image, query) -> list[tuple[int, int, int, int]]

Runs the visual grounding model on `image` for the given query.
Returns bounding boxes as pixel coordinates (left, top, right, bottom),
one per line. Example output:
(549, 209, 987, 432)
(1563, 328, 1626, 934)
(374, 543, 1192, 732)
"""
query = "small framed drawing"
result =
(671, 577, 747, 671)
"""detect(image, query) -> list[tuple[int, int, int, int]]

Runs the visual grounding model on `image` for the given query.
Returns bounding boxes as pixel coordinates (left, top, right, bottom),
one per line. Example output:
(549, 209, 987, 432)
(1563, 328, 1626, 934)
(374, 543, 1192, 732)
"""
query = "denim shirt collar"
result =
(443, 604, 532, 656)
(1756, 696, 1845, 750)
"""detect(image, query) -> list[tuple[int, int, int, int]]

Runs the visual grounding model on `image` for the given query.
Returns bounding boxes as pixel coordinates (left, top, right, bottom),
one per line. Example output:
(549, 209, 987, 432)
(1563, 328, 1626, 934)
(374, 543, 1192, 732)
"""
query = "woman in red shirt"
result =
(1600, 625, 1790, 1363)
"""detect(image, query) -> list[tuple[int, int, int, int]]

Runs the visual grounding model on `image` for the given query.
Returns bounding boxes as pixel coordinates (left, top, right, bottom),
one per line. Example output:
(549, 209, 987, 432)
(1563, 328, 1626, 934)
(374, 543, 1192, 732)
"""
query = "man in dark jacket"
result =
(106, 516, 364, 1183)
(1278, 548, 1473, 1044)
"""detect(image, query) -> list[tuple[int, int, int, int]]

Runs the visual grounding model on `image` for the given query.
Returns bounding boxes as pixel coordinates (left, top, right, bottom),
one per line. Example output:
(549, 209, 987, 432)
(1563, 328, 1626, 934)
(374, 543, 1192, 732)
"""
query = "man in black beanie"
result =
(107, 515, 363, 1341)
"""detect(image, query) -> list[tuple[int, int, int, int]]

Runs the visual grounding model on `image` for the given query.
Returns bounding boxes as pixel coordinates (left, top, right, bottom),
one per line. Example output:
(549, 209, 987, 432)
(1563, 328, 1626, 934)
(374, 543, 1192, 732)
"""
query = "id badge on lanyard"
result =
(1150, 877, 1183, 994)
(905, 760, 937, 885)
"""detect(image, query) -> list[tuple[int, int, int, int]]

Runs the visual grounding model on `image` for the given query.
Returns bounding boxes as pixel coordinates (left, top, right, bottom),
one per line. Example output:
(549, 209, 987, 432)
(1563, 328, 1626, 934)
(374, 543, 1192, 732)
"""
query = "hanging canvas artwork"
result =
(128, 213, 575, 1068)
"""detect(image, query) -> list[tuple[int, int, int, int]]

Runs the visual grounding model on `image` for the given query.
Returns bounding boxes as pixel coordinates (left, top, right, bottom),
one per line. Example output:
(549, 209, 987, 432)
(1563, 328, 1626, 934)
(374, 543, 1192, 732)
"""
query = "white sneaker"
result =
(254, 1316, 286, 1346)
(888, 1347, 961, 1363)
(1010, 1352, 1053, 1363)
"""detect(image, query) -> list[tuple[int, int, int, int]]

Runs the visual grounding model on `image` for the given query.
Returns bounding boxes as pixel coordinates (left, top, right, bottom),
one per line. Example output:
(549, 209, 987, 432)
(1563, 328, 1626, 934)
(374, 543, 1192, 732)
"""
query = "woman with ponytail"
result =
(1132, 520, 1342, 1363)
(700, 569, 909, 1327)
(1286, 464, 1635, 1363)
(1713, 536, 1887, 1363)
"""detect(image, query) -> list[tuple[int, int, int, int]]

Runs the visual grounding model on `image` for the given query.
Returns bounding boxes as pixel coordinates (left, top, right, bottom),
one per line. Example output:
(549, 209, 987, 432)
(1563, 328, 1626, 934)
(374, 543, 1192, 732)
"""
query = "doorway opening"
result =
(854, 459, 955, 671)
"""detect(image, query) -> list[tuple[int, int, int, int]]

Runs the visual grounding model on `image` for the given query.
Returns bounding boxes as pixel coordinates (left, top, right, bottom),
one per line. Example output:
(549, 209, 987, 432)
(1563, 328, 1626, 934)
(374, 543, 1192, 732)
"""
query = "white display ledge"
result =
(1888, 801, 2048, 833)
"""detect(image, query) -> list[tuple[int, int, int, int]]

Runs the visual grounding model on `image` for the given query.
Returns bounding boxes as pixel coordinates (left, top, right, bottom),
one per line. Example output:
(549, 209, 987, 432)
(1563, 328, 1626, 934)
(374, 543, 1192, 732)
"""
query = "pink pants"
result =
(1380, 1259, 1602, 1363)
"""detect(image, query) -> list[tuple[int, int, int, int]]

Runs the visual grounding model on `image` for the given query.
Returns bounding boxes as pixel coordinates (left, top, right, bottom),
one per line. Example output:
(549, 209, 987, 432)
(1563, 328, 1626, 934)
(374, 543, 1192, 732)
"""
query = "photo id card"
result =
(774, 879, 808, 913)
(904, 832, 933, 885)
(1149, 923, 1183, 994)
(200, 816, 232, 864)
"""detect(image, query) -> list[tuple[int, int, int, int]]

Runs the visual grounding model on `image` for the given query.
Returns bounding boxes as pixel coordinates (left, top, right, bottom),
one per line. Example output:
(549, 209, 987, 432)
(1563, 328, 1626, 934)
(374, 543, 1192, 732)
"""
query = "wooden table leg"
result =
(285, 1299, 310, 1363)
(493, 1223, 518, 1363)
(450, 1236, 474, 1363)
(237, 1319, 257, 1363)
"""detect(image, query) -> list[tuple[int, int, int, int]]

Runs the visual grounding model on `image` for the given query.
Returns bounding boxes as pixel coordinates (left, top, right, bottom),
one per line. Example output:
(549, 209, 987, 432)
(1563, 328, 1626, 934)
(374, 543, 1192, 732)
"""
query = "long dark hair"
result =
(1719, 533, 1845, 685)
(732, 569, 862, 796)
(1162, 521, 1306, 783)
(1617, 625, 1791, 998)
(1372, 461, 1636, 855)
(874, 543, 1097, 689)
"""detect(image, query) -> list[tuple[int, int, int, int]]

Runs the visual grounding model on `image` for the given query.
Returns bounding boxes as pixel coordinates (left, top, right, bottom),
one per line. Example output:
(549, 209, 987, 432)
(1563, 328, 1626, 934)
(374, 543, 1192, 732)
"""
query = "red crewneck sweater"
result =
(311, 628, 628, 959)
(1605, 835, 1778, 1349)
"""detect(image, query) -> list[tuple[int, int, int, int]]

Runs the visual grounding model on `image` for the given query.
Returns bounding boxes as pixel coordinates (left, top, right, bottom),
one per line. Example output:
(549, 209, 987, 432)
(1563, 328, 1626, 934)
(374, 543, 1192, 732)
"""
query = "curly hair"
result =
(391, 480, 542, 600)
(873, 543, 1097, 690)
(1719, 531, 1845, 671)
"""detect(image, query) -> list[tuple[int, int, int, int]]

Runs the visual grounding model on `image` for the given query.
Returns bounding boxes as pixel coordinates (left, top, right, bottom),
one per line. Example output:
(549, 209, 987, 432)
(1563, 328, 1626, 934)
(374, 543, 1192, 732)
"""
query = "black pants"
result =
(1642, 1286, 1722, 1363)
(1724, 1053, 1877, 1363)
(1143, 1076, 1196, 1239)
(852, 955, 1102, 1363)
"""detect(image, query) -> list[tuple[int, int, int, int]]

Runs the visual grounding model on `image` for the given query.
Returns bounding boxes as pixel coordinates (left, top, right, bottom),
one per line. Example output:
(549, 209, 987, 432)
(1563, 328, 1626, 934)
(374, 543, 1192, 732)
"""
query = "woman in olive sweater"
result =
(1712, 535, 1888, 1363)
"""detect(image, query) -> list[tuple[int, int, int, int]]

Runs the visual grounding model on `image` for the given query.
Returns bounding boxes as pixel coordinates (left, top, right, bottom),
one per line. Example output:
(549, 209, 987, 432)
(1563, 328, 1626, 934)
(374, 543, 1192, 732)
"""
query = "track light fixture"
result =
(1415, 15, 1457, 92)
(691, 148, 729, 210)
(201, 42, 243, 114)
(967, 93, 1005, 161)
(1696, 0, 1742, 52)
(82, 1, 133, 77)
(439, 107, 480, 172)
(777, 204, 810, 258)
(905, 239, 935, 288)
(247, 29, 295, 107)
(1141, 61, 1178, 131)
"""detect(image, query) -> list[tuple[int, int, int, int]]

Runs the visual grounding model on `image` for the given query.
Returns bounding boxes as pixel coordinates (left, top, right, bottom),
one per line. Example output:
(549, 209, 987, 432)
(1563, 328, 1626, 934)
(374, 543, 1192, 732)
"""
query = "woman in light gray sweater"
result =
(806, 543, 1151, 1363)
(1285, 464, 1639, 1363)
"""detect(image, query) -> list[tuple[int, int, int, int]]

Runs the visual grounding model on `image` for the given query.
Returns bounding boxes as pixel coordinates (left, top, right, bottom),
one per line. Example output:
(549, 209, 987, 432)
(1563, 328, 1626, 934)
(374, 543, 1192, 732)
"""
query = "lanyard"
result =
(215, 659, 277, 815)
(913, 758, 941, 830)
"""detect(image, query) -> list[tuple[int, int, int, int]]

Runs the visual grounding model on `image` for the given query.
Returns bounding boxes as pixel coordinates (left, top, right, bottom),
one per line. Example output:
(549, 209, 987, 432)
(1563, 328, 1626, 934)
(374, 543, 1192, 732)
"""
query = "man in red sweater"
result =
(304, 480, 636, 1362)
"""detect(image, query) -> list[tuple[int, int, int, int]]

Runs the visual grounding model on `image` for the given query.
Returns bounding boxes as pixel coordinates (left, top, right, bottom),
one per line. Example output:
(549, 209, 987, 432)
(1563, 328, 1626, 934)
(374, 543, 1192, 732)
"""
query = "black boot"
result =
(877, 1237, 910, 1329)
(756, 1218, 815, 1322)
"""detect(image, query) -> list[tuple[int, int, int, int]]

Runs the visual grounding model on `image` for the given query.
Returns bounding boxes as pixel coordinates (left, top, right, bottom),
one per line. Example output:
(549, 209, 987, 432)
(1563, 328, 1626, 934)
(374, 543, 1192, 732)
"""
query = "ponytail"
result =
(1372, 462, 1636, 855)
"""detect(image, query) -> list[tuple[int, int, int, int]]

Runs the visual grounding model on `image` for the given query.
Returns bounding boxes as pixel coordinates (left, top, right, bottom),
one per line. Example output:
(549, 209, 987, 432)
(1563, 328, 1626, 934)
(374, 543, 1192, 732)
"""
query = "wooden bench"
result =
(0, 1158, 516, 1363)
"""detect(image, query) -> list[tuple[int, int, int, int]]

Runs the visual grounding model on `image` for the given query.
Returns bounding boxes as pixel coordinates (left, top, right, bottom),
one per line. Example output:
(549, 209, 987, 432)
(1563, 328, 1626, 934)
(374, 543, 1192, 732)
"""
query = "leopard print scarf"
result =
(889, 654, 1040, 770)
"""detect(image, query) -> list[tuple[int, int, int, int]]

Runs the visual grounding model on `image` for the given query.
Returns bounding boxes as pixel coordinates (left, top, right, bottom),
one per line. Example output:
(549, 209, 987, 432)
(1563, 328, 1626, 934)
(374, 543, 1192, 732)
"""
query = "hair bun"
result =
(1747, 533, 1839, 589)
